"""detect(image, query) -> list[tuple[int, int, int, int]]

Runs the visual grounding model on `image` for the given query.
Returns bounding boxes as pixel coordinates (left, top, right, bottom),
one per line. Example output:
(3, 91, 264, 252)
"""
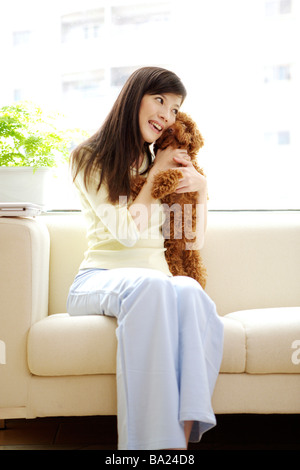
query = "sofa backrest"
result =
(43, 211, 300, 316)
(44, 214, 87, 316)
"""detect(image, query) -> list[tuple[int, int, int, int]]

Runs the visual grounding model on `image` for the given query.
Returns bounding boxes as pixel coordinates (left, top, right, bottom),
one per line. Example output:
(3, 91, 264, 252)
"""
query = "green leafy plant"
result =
(0, 102, 88, 168)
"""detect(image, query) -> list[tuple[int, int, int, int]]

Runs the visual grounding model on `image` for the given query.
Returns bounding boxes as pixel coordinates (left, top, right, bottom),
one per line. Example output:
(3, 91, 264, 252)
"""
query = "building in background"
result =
(0, 0, 299, 209)
(0, 0, 173, 131)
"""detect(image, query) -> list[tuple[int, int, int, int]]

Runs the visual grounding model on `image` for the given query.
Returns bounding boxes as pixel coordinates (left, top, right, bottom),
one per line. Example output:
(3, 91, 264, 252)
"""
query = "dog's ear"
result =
(178, 113, 204, 154)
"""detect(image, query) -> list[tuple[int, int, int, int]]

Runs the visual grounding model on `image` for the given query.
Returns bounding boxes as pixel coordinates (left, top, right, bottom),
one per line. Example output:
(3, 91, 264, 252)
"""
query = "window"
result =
(14, 89, 25, 101)
(264, 65, 291, 82)
(0, 0, 299, 211)
(280, 0, 292, 14)
(61, 9, 104, 43)
(264, 131, 290, 145)
(13, 30, 31, 46)
(111, 2, 171, 26)
(265, 0, 292, 16)
(111, 66, 138, 87)
(62, 70, 105, 100)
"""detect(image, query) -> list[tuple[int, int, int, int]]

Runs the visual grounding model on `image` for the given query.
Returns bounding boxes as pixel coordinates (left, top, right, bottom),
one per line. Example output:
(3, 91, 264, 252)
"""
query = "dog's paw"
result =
(151, 169, 183, 199)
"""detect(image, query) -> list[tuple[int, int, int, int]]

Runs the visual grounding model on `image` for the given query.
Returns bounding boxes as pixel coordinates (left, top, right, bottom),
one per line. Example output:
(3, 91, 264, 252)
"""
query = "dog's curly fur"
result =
(131, 112, 207, 289)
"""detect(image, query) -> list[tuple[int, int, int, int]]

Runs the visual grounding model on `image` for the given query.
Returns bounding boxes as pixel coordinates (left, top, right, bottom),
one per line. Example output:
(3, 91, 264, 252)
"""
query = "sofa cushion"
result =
(219, 317, 246, 373)
(28, 308, 300, 377)
(226, 307, 300, 374)
(27, 313, 246, 376)
(27, 314, 118, 376)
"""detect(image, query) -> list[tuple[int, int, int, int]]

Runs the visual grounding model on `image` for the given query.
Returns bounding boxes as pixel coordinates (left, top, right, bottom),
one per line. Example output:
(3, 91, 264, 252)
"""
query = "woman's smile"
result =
(148, 119, 164, 134)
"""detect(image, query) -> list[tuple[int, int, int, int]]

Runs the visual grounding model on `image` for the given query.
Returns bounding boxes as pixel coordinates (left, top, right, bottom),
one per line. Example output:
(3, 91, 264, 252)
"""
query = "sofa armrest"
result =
(0, 217, 49, 413)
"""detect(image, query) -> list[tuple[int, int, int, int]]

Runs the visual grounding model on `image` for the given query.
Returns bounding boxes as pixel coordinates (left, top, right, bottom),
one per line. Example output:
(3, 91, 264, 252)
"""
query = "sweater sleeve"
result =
(75, 170, 141, 248)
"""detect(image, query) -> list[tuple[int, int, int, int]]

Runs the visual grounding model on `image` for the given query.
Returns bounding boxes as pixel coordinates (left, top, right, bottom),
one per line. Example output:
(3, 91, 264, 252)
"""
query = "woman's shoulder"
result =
(73, 143, 94, 160)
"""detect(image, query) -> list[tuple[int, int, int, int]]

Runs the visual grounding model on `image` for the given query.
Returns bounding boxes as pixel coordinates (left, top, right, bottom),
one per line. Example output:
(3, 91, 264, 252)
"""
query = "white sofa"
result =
(0, 211, 299, 422)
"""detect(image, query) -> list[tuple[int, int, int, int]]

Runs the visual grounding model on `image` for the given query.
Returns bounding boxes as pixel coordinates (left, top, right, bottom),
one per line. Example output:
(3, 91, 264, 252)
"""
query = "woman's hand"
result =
(149, 147, 189, 177)
(149, 147, 207, 199)
(172, 155, 207, 198)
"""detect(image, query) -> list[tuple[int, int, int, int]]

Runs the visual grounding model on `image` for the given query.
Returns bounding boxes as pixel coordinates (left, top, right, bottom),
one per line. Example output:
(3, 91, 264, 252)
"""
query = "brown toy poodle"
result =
(131, 111, 207, 289)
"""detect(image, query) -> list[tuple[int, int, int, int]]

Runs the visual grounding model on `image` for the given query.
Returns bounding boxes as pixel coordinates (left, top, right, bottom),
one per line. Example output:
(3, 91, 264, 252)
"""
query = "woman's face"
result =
(139, 93, 182, 143)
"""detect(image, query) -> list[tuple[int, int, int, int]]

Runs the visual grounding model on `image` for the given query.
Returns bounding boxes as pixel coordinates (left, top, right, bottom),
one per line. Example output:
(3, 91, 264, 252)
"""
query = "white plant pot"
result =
(0, 167, 52, 208)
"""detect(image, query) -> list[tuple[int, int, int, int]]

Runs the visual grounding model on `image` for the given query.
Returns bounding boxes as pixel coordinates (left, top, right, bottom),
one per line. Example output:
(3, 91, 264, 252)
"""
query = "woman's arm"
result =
(128, 175, 157, 232)
(128, 147, 190, 232)
(129, 148, 208, 248)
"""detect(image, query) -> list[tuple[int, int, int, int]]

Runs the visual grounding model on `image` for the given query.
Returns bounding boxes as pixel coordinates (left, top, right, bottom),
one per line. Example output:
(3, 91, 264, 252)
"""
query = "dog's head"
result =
(154, 112, 204, 159)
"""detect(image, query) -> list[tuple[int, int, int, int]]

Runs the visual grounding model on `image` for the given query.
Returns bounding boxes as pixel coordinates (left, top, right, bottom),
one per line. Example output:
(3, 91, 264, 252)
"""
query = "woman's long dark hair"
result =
(70, 66, 187, 203)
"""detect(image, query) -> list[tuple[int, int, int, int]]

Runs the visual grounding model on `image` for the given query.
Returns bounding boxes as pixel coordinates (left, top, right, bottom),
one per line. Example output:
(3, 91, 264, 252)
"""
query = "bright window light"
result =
(0, 0, 299, 210)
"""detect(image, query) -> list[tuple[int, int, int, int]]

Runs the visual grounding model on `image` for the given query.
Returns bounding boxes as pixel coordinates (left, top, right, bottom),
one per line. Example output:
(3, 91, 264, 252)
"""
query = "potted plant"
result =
(0, 101, 86, 207)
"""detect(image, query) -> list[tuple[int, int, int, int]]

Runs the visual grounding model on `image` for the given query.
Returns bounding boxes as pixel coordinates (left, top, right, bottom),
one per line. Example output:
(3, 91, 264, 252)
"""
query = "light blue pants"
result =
(67, 267, 224, 450)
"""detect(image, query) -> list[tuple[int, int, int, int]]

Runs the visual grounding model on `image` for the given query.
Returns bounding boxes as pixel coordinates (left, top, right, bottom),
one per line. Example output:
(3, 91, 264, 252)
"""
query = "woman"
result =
(67, 66, 224, 450)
